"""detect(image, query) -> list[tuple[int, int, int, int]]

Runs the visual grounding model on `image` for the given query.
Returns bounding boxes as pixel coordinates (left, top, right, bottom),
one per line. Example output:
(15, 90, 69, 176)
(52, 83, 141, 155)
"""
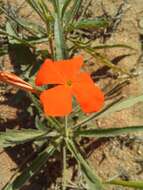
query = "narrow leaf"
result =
(66, 139, 104, 190)
(0, 28, 34, 47)
(106, 179, 143, 189)
(92, 44, 135, 50)
(74, 95, 143, 128)
(15, 17, 46, 37)
(0, 47, 8, 56)
(3, 144, 57, 190)
(6, 22, 19, 44)
(51, 0, 59, 13)
(61, 0, 72, 18)
(26, 0, 53, 23)
(0, 6, 46, 37)
(74, 97, 123, 128)
(76, 126, 143, 138)
(35, 116, 47, 130)
(74, 18, 109, 30)
(71, 41, 132, 76)
(0, 129, 46, 147)
(65, 0, 82, 26)
(99, 94, 143, 118)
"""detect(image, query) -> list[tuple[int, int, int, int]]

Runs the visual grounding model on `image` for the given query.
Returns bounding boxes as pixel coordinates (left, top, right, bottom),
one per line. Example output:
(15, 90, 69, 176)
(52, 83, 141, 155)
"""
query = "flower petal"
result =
(40, 85, 72, 116)
(56, 55, 83, 81)
(72, 73, 104, 113)
(35, 59, 64, 86)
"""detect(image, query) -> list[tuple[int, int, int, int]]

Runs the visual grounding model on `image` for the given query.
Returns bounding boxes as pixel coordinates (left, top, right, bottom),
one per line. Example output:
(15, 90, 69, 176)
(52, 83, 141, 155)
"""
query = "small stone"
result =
(139, 18, 143, 29)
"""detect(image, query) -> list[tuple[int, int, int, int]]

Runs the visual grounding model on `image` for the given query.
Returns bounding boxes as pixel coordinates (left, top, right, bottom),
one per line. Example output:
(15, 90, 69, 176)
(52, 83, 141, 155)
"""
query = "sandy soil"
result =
(89, 1, 143, 190)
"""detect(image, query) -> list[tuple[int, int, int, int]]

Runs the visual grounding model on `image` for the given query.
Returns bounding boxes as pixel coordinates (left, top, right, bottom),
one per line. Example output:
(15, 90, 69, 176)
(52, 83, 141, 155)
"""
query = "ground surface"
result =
(0, 0, 143, 190)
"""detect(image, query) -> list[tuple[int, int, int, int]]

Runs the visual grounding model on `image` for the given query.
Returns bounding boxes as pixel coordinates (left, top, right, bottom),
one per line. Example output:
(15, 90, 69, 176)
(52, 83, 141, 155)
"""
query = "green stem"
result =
(65, 116, 68, 137)
(54, 0, 68, 60)
(62, 146, 67, 190)
(62, 116, 68, 190)
(49, 36, 54, 58)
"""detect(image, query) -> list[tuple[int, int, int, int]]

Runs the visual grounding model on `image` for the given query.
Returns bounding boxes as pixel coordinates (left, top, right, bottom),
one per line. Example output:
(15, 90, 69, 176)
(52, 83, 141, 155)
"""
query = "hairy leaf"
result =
(66, 139, 104, 190)
(0, 129, 47, 147)
(76, 126, 143, 138)
(74, 95, 143, 128)
(3, 144, 57, 190)
(73, 18, 109, 30)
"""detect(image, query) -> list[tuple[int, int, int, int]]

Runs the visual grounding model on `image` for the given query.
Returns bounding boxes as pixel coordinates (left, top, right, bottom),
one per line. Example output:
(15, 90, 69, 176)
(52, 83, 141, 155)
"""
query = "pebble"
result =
(139, 18, 143, 34)
(139, 18, 143, 29)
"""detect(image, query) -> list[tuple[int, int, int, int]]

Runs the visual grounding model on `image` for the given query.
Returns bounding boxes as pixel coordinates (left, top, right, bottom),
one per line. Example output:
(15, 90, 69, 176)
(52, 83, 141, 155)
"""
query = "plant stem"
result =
(54, 0, 68, 60)
(62, 116, 68, 190)
(49, 35, 54, 58)
(46, 22, 54, 58)
(62, 146, 67, 190)
(65, 116, 68, 137)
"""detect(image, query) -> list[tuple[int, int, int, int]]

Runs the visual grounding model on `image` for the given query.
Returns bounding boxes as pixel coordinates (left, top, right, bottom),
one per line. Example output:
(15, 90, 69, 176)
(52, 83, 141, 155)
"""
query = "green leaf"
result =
(35, 116, 47, 130)
(92, 44, 135, 50)
(73, 98, 122, 128)
(14, 17, 46, 37)
(26, 37, 49, 44)
(29, 93, 43, 114)
(0, 27, 34, 47)
(61, 0, 72, 18)
(99, 94, 143, 118)
(74, 95, 143, 128)
(0, 47, 8, 56)
(3, 144, 57, 190)
(73, 18, 109, 30)
(26, 0, 53, 23)
(50, 0, 59, 14)
(71, 41, 132, 76)
(91, 51, 132, 76)
(76, 126, 143, 138)
(65, 0, 82, 25)
(6, 22, 20, 44)
(106, 179, 143, 189)
(0, 6, 46, 37)
(0, 129, 47, 147)
(66, 139, 104, 190)
(59, 0, 66, 14)
(0, 28, 7, 35)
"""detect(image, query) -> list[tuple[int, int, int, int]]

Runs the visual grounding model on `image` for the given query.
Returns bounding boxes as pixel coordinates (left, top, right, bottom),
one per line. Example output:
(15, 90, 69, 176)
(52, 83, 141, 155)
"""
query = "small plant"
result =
(0, 1, 143, 190)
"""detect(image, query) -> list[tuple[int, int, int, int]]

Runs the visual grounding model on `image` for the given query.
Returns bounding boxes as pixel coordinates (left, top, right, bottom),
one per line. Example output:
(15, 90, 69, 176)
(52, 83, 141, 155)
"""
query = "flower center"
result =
(66, 80, 72, 87)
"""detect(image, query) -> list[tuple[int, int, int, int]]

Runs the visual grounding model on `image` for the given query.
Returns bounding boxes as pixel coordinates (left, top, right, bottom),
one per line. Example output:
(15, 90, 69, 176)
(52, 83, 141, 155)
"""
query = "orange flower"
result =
(35, 56, 104, 116)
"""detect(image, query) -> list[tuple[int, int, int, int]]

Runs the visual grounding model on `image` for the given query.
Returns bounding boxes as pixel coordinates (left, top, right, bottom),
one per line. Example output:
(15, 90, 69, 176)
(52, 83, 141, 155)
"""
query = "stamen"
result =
(67, 80, 72, 86)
